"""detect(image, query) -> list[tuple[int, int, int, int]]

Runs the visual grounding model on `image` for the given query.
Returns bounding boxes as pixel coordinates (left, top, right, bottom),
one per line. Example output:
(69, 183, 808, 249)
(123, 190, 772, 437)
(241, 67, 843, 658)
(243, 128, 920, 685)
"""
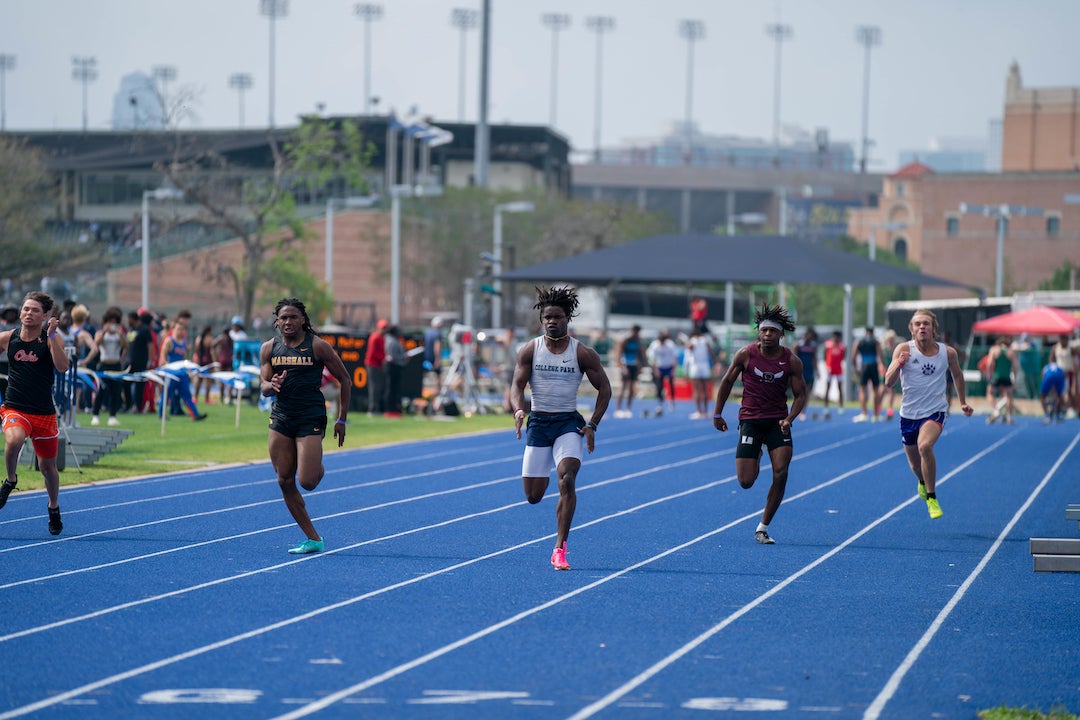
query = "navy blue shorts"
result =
(525, 411, 585, 447)
(899, 412, 946, 445)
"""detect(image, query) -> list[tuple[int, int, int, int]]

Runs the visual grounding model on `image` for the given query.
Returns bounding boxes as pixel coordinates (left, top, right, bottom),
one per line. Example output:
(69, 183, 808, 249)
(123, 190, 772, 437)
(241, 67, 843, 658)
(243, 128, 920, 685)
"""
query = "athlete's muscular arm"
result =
(883, 342, 909, 388)
(712, 345, 749, 432)
(315, 337, 352, 445)
(46, 315, 69, 372)
(785, 353, 807, 429)
(510, 341, 535, 439)
(946, 345, 974, 417)
(259, 339, 283, 397)
(577, 343, 612, 453)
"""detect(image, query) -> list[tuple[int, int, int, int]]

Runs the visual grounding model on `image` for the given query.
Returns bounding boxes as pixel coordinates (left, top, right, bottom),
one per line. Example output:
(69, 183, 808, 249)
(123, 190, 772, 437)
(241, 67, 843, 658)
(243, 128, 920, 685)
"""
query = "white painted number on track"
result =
(682, 697, 789, 711)
(139, 689, 262, 704)
(407, 690, 530, 705)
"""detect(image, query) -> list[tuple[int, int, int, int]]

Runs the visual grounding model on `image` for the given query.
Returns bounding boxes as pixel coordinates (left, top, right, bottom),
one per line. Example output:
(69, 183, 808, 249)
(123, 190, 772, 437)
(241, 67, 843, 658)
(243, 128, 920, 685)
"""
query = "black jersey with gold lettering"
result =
(269, 333, 325, 417)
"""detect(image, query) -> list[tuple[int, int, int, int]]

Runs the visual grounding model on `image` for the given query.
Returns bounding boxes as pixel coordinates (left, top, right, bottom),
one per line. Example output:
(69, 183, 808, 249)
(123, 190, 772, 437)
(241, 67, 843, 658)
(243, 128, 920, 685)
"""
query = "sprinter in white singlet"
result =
(883, 308, 973, 521)
(510, 286, 611, 571)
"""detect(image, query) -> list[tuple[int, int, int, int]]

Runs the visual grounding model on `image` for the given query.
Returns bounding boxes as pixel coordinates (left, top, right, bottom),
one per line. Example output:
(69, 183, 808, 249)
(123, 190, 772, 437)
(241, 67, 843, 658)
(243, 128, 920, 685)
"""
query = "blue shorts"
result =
(1042, 368, 1066, 396)
(522, 411, 585, 477)
(899, 412, 947, 445)
(525, 411, 585, 446)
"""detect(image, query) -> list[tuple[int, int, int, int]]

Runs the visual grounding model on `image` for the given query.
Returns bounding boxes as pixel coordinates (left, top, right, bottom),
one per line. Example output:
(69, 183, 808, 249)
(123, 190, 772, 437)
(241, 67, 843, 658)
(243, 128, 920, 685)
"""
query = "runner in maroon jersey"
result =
(712, 303, 807, 545)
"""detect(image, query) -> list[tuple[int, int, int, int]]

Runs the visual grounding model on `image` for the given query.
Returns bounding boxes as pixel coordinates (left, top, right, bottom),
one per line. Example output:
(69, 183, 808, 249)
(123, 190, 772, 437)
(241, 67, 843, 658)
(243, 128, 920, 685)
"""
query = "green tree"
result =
(1037, 261, 1077, 291)
(402, 188, 674, 326)
(158, 116, 374, 325)
(0, 136, 56, 285)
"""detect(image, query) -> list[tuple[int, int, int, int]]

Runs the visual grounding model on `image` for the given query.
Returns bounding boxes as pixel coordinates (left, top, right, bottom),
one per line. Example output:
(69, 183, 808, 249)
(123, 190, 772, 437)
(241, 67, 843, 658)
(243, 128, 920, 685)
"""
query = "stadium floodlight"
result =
(72, 56, 98, 131)
(0, 54, 15, 132)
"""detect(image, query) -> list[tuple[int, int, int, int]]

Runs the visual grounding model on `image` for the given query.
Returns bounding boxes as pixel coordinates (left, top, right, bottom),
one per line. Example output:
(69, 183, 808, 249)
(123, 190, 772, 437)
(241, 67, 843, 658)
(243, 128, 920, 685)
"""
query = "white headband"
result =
(758, 320, 783, 331)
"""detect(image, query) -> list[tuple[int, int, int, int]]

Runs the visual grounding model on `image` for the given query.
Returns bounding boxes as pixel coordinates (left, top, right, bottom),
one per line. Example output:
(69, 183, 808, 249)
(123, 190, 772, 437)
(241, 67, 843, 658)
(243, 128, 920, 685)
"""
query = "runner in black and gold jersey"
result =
(260, 298, 352, 555)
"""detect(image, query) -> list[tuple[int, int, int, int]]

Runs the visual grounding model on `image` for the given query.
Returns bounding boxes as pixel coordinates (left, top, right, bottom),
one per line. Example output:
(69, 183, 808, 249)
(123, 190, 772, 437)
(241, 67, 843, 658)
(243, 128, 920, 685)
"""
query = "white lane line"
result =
(270, 443, 905, 720)
(0, 452, 738, 720)
(563, 431, 1021, 720)
(862, 430, 1080, 720)
(0, 438, 731, 633)
(0, 436, 716, 587)
(0, 425, 882, 718)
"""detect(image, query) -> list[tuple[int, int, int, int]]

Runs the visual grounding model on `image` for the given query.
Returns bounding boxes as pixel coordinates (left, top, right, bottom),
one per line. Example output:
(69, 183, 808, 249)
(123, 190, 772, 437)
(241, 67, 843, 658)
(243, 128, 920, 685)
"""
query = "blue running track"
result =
(1, 404, 1078, 719)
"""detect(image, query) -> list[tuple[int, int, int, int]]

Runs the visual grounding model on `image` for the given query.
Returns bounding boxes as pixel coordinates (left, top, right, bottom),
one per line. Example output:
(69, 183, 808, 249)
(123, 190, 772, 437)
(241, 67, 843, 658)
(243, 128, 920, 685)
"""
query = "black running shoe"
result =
(0, 478, 16, 510)
(754, 530, 775, 545)
(48, 506, 63, 536)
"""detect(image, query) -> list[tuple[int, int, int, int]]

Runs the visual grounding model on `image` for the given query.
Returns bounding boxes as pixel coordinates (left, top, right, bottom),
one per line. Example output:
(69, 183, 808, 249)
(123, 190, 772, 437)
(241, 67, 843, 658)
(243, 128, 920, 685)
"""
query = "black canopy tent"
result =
(498, 234, 971, 401)
(498, 234, 966, 288)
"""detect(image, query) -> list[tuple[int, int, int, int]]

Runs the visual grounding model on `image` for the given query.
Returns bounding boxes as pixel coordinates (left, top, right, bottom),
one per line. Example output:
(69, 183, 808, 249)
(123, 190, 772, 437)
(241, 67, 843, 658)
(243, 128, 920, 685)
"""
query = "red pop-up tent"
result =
(971, 305, 1080, 336)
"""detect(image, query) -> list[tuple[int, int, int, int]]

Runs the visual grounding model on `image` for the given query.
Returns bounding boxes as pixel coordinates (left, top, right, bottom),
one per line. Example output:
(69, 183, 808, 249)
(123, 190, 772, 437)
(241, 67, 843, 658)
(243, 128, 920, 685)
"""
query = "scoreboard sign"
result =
(320, 332, 369, 411)
(319, 331, 423, 412)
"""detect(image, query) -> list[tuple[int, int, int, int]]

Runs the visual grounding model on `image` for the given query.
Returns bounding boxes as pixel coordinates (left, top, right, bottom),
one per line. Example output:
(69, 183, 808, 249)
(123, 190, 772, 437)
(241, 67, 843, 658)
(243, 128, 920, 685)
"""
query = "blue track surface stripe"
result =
(863, 430, 1080, 720)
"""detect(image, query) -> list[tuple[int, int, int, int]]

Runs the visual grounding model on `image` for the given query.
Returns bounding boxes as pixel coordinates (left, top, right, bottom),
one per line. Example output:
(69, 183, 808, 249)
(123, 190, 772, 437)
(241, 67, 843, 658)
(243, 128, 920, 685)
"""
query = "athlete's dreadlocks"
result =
(273, 297, 317, 335)
(754, 302, 796, 333)
(533, 285, 580, 319)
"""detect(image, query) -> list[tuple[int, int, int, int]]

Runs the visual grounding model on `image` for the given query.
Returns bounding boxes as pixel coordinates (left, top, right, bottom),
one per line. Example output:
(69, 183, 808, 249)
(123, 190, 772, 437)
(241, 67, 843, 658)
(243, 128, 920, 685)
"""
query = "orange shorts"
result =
(1, 406, 60, 459)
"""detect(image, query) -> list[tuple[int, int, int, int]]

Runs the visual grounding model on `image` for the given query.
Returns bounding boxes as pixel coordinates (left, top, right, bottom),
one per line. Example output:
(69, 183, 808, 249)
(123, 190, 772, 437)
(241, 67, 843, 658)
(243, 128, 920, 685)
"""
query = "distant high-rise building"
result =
(985, 118, 1003, 173)
(898, 136, 987, 173)
(595, 121, 855, 172)
(111, 72, 163, 130)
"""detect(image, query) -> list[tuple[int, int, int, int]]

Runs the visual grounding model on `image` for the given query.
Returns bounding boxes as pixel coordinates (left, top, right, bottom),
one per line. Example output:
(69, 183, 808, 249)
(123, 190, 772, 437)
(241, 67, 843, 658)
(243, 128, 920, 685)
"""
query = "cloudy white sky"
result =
(3, 0, 1078, 171)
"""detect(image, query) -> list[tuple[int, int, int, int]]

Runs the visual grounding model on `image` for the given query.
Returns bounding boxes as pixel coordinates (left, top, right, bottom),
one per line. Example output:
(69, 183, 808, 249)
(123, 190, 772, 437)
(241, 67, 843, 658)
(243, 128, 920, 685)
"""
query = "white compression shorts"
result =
(522, 433, 584, 477)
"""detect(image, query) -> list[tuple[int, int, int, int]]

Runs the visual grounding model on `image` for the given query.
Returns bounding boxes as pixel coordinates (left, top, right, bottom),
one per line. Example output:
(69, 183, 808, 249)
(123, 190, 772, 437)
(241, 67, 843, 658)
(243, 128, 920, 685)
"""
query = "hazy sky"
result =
(3, 0, 1078, 171)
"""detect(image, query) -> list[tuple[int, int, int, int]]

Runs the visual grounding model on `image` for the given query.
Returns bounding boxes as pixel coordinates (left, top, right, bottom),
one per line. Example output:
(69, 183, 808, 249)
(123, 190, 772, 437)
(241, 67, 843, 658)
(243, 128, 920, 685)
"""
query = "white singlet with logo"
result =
(900, 340, 949, 419)
(529, 336, 582, 413)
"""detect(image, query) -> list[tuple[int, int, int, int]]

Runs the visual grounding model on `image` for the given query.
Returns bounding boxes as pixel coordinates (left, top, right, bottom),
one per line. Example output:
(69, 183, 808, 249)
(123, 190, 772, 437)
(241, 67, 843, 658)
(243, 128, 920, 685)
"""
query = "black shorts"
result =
(859, 364, 880, 387)
(735, 418, 792, 459)
(268, 411, 327, 439)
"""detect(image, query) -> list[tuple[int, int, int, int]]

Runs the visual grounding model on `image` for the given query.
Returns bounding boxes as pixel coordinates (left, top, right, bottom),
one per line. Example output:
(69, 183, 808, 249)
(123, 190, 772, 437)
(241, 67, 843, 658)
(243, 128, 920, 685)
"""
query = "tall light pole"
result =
(855, 25, 881, 174)
(541, 13, 570, 128)
(71, 56, 97, 132)
(678, 19, 704, 165)
(959, 203, 1045, 297)
(492, 201, 535, 328)
(228, 72, 253, 128)
(152, 64, 177, 121)
(765, 22, 792, 163)
(474, 0, 491, 188)
(390, 183, 443, 325)
(260, 0, 288, 129)
(141, 187, 184, 310)
(865, 221, 906, 327)
(355, 3, 383, 116)
(0, 54, 14, 132)
(325, 195, 378, 297)
(586, 16, 615, 163)
(450, 8, 478, 122)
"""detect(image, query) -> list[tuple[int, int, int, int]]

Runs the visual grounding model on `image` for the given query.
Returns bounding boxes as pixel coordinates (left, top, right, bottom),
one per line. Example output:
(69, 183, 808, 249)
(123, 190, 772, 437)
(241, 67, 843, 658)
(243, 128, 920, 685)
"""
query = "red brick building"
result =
(1001, 62, 1080, 172)
(850, 63, 1080, 301)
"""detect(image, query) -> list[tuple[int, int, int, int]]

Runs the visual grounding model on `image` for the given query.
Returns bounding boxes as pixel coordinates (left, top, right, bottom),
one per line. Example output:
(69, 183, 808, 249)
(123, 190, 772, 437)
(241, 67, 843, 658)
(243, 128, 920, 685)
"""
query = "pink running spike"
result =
(550, 544, 570, 570)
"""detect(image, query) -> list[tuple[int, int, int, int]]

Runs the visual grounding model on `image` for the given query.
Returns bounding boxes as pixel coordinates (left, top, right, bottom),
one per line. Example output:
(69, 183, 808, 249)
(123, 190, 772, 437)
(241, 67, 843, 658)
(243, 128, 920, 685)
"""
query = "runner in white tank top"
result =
(883, 309, 973, 521)
(510, 286, 611, 571)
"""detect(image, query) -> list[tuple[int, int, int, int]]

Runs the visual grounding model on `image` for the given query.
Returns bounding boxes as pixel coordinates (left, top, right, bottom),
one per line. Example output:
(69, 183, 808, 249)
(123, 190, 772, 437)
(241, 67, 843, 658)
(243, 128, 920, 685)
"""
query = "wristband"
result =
(713, 413, 723, 419)
(48, 333, 56, 339)
(514, 409, 525, 419)
(335, 419, 346, 426)
(585, 421, 597, 432)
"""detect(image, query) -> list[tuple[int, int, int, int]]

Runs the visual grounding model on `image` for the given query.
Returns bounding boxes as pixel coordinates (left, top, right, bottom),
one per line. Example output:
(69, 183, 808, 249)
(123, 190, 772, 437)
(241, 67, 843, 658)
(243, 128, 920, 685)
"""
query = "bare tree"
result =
(156, 116, 374, 326)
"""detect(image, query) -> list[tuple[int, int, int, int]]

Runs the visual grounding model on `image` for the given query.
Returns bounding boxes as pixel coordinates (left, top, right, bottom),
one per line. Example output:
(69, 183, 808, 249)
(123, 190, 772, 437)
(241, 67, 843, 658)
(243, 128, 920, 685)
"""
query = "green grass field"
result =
(9, 403, 509, 493)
